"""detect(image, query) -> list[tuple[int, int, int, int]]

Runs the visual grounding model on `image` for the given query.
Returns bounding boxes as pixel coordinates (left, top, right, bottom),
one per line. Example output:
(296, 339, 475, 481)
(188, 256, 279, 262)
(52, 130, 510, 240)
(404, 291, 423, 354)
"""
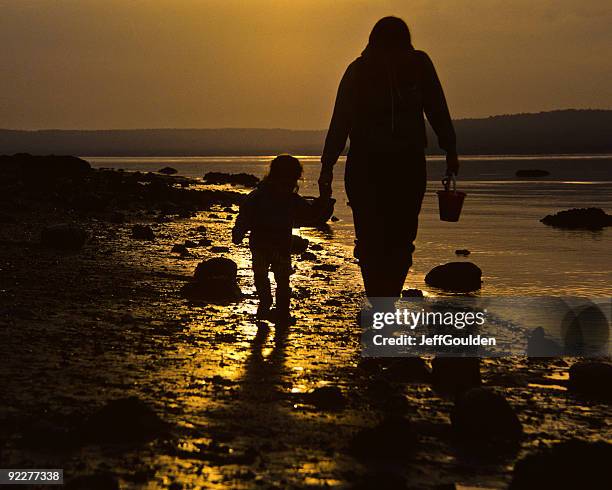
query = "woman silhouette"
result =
(319, 16, 458, 297)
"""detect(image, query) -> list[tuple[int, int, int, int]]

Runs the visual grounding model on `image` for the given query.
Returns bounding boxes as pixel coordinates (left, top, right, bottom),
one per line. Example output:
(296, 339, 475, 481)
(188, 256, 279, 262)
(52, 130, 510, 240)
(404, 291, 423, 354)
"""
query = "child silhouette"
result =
(233, 155, 334, 324)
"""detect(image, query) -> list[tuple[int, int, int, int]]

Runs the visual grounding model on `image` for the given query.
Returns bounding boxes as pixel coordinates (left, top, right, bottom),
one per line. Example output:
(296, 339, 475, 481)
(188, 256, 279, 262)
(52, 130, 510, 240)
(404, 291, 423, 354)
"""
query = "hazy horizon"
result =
(1, 0, 611, 130)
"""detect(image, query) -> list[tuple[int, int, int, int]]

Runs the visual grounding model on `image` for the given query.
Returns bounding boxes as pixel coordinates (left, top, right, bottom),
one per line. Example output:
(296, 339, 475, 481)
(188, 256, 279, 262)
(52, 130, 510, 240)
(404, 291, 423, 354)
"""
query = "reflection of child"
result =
(232, 155, 334, 324)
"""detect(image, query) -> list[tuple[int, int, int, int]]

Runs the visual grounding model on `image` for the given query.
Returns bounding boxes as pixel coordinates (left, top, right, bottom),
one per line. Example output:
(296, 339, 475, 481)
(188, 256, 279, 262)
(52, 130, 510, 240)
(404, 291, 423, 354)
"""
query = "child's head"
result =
(265, 154, 303, 191)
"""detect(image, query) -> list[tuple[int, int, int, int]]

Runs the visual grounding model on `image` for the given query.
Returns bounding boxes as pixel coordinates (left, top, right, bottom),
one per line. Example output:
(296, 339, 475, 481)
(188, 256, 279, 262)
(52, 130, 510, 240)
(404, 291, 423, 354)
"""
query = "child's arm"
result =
(232, 193, 256, 244)
(293, 195, 335, 225)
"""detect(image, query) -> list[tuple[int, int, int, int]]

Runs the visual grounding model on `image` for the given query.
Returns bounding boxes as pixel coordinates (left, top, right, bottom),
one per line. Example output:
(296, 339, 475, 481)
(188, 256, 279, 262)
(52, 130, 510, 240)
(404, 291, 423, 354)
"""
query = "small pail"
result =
(437, 175, 466, 222)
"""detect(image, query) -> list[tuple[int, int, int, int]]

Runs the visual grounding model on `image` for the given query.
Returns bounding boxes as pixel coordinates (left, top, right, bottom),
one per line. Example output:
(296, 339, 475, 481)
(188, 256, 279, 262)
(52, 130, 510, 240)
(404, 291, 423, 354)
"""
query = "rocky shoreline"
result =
(1, 155, 610, 489)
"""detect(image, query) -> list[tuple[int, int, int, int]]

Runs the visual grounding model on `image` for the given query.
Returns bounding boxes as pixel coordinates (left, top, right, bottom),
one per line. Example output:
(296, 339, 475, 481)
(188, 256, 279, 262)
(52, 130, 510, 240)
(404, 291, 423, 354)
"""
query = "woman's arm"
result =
(319, 63, 356, 196)
(419, 52, 459, 174)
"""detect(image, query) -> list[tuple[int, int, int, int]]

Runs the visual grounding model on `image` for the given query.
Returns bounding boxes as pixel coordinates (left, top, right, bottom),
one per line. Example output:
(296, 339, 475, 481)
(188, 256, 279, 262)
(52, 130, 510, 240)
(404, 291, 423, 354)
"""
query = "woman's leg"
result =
(346, 150, 426, 298)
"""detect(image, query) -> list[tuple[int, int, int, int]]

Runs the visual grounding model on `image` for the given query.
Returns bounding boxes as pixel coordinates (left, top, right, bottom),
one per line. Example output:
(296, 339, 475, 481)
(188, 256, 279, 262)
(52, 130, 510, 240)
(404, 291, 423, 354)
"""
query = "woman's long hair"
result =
(362, 16, 413, 57)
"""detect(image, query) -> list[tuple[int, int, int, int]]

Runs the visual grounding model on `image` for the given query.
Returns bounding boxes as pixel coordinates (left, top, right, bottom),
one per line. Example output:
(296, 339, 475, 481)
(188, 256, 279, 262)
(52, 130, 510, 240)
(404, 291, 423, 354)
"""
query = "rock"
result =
(541, 207, 612, 230)
(65, 473, 120, 490)
(290, 235, 309, 254)
(203, 171, 259, 187)
(12, 154, 91, 181)
(171, 244, 188, 254)
(510, 439, 612, 489)
(527, 327, 562, 357)
(568, 361, 612, 402)
(41, 224, 88, 251)
(312, 263, 338, 272)
(432, 357, 481, 394)
(184, 239, 198, 248)
(178, 208, 195, 218)
(80, 397, 167, 443)
(331, 215, 340, 222)
(454, 249, 470, 256)
(425, 262, 482, 292)
(183, 257, 241, 301)
(451, 387, 522, 443)
(158, 166, 178, 175)
(401, 288, 424, 297)
(349, 415, 416, 461)
(196, 225, 207, 233)
(107, 211, 125, 223)
(198, 238, 212, 246)
(131, 224, 154, 240)
(305, 386, 347, 410)
(210, 245, 230, 253)
(383, 358, 431, 383)
(310, 243, 324, 251)
(515, 169, 550, 178)
(324, 298, 342, 306)
(194, 257, 237, 281)
(299, 251, 317, 261)
(562, 303, 609, 356)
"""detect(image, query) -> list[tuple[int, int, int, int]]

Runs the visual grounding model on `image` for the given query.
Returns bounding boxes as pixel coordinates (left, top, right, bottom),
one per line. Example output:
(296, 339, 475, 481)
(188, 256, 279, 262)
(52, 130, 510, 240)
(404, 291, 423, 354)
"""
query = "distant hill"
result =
(0, 109, 610, 156)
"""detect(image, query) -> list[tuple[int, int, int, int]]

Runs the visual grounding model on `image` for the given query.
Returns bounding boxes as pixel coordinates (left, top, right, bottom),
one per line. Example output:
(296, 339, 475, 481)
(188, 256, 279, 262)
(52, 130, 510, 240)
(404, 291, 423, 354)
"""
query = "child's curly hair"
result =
(264, 154, 303, 192)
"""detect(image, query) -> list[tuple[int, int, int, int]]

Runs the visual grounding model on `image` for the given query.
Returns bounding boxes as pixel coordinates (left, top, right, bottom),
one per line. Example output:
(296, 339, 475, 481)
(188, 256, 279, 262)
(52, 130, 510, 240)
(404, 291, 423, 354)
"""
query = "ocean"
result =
(86, 155, 612, 298)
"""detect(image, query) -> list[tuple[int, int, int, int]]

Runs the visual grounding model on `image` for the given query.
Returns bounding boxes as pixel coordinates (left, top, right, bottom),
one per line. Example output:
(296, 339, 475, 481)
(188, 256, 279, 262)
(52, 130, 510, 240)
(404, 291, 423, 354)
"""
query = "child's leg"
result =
(271, 252, 292, 316)
(252, 249, 272, 314)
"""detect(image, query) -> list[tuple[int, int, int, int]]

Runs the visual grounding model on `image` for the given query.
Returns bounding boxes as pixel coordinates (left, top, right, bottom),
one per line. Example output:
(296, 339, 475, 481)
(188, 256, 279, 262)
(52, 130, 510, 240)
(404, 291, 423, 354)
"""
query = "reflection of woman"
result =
(319, 16, 459, 297)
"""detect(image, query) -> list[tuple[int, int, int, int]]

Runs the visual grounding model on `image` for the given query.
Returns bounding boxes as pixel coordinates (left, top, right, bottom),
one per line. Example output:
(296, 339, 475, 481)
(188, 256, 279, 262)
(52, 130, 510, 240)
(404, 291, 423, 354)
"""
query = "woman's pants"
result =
(345, 149, 426, 298)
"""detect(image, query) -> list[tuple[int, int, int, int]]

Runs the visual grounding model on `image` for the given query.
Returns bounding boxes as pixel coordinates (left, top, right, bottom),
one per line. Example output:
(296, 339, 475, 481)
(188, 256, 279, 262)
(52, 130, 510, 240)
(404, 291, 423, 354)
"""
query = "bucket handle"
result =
(441, 173, 457, 192)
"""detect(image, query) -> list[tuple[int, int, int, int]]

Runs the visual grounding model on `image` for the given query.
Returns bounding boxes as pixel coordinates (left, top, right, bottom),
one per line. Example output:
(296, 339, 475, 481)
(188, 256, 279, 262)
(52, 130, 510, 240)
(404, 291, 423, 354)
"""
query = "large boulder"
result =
(203, 172, 259, 187)
(40, 224, 88, 251)
(568, 361, 612, 402)
(80, 397, 167, 444)
(541, 207, 612, 230)
(183, 257, 241, 301)
(194, 257, 237, 281)
(451, 387, 522, 444)
(425, 262, 482, 292)
(510, 440, 612, 489)
(431, 356, 481, 393)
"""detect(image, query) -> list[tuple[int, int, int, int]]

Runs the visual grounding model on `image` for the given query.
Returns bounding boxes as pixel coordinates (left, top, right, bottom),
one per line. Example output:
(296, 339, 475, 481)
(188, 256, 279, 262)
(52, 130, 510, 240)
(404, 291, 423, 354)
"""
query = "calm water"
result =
(87, 155, 612, 297)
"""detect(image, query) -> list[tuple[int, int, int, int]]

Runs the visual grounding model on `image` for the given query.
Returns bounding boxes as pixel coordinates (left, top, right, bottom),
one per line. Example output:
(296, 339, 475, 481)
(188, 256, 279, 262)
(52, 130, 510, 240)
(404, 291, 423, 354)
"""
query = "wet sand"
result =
(0, 163, 610, 489)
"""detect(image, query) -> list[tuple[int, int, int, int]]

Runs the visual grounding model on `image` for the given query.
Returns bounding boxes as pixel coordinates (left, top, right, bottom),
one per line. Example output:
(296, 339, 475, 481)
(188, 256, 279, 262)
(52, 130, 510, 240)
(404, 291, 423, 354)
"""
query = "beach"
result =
(1, 154, 610, 488)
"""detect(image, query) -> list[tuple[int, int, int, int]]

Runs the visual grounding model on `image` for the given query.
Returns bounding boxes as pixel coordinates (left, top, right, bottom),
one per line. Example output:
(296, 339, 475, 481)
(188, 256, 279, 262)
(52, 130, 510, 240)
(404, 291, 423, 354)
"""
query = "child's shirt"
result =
(233, 182, 332, 253)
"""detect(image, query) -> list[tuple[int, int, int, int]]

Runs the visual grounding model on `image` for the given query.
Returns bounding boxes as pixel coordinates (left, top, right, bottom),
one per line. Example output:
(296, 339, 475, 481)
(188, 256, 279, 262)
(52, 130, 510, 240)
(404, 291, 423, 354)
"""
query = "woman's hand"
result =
(446, 152, 459, 175)
(318, 166, 334, 198)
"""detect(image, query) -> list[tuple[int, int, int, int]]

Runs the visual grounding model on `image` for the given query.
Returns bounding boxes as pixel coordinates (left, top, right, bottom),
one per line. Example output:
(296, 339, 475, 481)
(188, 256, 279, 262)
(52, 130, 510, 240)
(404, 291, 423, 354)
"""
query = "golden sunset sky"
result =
(1, 0, 610, 129)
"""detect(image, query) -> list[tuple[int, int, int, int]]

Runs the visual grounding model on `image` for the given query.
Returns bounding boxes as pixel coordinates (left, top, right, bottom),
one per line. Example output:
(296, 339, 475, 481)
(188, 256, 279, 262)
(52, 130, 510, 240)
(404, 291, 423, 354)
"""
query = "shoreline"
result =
(1, 155, 610, 488)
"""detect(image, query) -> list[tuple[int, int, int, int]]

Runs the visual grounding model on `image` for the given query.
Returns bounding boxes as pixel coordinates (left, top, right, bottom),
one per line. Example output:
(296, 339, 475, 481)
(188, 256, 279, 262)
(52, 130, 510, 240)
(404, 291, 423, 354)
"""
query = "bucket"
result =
(437, 175, 466, 222)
